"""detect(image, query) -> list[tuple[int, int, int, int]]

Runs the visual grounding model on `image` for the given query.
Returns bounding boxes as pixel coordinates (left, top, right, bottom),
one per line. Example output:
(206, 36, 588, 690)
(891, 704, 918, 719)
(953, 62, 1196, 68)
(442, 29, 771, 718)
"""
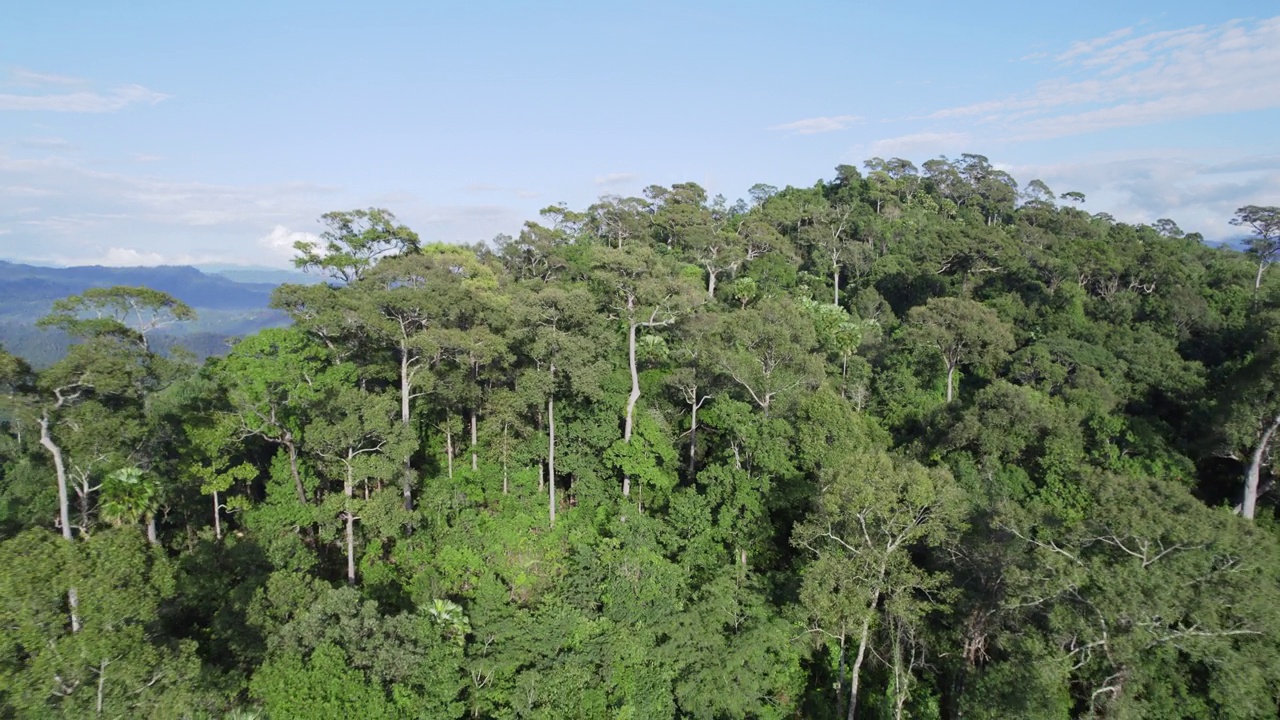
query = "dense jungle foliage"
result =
(3, 154, 1280, 718)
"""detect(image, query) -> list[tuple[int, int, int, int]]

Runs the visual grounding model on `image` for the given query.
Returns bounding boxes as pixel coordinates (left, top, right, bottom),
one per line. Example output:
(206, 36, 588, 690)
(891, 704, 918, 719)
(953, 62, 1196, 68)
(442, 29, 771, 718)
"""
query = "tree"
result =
(37, 285, 195, 352)
(591, 244, 700, 495)
(293, 207, 422, 284)
(1230, 205, 1280, 291)
(907, 297, 1015, 403)
(793, 451, 964, 720)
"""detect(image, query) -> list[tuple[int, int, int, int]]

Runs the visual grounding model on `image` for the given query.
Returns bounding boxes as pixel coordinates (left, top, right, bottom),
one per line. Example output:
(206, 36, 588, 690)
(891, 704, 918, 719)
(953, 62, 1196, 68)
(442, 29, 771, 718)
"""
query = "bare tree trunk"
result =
(548, 389, 556, 527)
(39, 414, 72, 541)
(946, 365, 956, 403)
(445, 426, 454, 480)
(400, 346, 414, 512)
(212, 490, 222, 541)
(623, 321, 639, 496)
(833, 267, 840, 306)
(707, 269, 717, 299)
(38, 413, 80, 632)
(1243, 412, 1280, 519)
(848, 615, 872, 720)
(283, 437, 307, 504)
(687, 393, 699, 477)
(892, 622, 908, 720)
(96, 658, 107, 715)
(835, 632, 847, 719)
(400, 346, 411, 425)
(1256, 259, 1267, 291)
(470, 410, 478, 471)
(345, 461, 356, 584)
(146, 514, 157, 545)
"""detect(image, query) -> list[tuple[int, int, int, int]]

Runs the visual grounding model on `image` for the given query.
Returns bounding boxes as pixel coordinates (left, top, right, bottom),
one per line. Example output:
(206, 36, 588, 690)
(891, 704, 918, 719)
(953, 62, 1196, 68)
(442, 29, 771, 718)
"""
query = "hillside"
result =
(0, 260, 292, 365)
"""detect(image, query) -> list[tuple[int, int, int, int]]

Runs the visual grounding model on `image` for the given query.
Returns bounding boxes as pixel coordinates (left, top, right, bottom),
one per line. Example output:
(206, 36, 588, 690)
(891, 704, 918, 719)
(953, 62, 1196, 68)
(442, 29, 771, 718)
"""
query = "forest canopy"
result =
(3, 154, 1280, 719)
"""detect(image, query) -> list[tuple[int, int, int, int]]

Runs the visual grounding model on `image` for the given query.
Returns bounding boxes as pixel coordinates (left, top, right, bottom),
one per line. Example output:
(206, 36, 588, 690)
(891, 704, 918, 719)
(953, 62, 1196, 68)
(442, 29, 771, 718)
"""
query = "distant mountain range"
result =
(0, 261, 308, 366)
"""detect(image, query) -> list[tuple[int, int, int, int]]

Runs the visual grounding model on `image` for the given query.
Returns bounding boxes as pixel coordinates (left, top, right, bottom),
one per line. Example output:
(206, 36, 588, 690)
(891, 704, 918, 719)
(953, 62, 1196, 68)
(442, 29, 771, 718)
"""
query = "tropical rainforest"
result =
(3, 154, 1280, 719)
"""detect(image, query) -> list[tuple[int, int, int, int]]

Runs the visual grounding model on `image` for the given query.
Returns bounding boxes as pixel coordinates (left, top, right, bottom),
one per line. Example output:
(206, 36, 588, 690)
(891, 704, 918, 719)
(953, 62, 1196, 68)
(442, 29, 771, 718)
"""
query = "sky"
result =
(1, 0, 1278, 268)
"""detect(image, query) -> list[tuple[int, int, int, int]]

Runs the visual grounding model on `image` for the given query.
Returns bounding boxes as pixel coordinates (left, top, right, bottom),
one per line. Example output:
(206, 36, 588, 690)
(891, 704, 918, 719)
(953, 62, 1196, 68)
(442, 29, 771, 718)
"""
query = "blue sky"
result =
(1, 1, 1278, 267)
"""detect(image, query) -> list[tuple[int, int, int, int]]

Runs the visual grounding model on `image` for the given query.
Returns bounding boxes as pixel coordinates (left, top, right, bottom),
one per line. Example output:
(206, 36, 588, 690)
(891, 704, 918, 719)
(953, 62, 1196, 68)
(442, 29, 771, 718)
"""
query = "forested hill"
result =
(0, 261, 290, 365)
(3, 157, 1280, 718)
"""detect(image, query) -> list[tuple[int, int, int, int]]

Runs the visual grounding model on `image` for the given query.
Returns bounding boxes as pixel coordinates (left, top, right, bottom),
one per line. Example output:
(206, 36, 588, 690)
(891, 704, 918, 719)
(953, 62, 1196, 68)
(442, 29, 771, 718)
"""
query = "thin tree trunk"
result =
(502, 423, 509, 495)
(946, 364, 956, 403)
(707, 269, 717, 299)
(835, 632, 848, 719)
(400, 345, 414, 512)
(345, 461, 356, 584)
(470, 410, 478, 471)
(833, 267, 840, 306)
(1243, 412, 1280, 519)
(212, 490, 222, 540)
(548, 390, 556, 527)
(687, 393, 699, 477)
(39, 414, 72, 541)
(624, 321, 639, 506)
(848, 615, 872, 720)
(284, 437, 307, 504)
(446, 427, 454, 479)
(146, 514, 157, 545)
(400, 346, 411, 425)
(38, 413, 79, 632)
(96, 658, 107, 715)
(1256, 259, 1267, 291)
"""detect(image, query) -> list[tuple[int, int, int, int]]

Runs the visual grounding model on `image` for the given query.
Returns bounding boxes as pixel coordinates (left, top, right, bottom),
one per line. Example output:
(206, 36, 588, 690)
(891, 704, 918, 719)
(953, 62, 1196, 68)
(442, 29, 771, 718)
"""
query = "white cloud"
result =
(100, 247, 167, 266)
(1010, 150, 1280, 240)
(769, 115, 863, 135)
(929, 16, 1280, 139)
(593, 172, 637, 187)
(463, 183, 541, 199)
(0, 150, 530, 267)
(0, 78, 169, 112)
(259, 224, 319, 261)
(7, 68, 85, 87)
(866, 132, 970, 159)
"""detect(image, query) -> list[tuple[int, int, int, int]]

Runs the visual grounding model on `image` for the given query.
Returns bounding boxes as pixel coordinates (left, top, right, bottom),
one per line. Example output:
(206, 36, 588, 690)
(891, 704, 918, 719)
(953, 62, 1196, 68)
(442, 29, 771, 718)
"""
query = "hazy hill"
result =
(0, 261, 296, 366)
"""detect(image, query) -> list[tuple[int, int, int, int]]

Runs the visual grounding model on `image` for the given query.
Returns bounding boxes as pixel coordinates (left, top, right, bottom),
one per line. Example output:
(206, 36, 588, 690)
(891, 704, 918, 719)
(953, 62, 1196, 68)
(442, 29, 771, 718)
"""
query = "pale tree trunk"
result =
(38, 413, 80, 632)
(400, 345, 414, 512)
(212, 491, 222, 540)
(833, 266, 841, 307)
(946, 364, 956, 403)
(146, 514, 157, 545)
(707, 268, 717, 299)
(623, 321, 639, 498)
(501, 423, 509, 495)
(687, 391, 702, 477)
(345, 460, 356, 584)
(445, 426, 454, 479)
(835, 632, 848, 720)
(470, 410, 478, 471)
(96, 658, 108, 715)
(848, 574, 885, 720)
(1256, 259, 1267, 292)
(892, 622, 909, 720)
(847, 614, 872, 720)
(548, 389, 556, 527)
(1243, 412, 1280, 519)
(39, 414, 72, 542)
(283, 436, 307, 504)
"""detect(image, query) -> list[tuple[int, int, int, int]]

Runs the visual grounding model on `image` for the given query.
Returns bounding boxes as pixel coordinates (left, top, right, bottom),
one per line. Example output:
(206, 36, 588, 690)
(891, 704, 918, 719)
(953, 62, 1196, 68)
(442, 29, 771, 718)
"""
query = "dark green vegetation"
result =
(3, 157, 1280, 718)
(0, 261, 291, 366)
